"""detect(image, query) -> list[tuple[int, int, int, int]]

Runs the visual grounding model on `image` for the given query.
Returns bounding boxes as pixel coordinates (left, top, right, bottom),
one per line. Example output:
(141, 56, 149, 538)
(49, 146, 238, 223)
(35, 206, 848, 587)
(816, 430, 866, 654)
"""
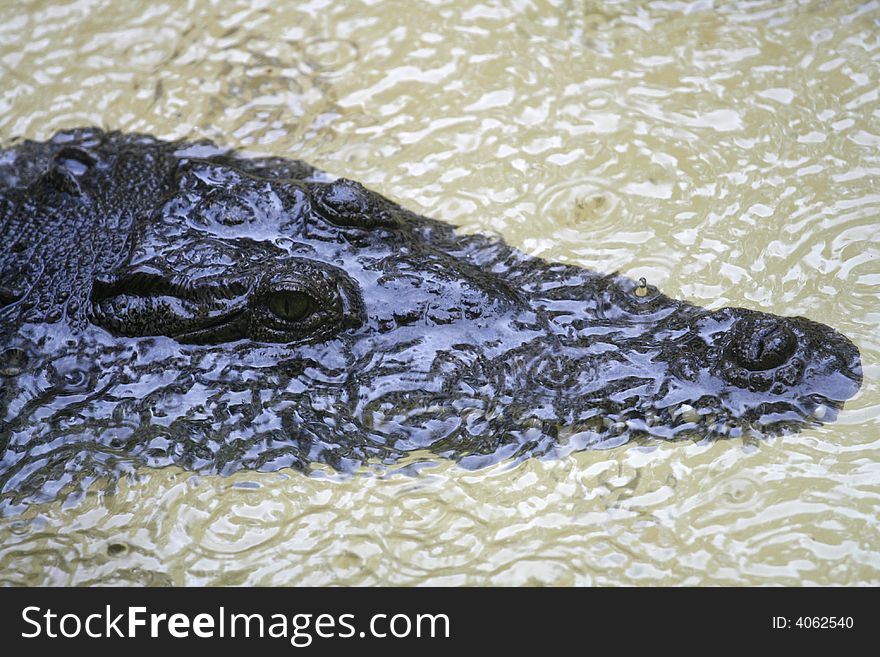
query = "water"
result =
(1, 0, 878, 585)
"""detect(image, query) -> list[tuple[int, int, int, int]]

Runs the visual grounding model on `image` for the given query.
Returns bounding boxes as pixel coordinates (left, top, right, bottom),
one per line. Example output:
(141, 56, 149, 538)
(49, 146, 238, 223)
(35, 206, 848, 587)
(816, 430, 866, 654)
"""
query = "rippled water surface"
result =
(1, 0, 878, 585)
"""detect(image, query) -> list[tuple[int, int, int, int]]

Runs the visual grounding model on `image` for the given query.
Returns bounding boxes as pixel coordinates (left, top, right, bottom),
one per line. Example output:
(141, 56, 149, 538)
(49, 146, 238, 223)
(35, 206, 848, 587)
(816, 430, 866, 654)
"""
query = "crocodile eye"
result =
(267, 291, 313, 322)
(250, 259, 363, 344)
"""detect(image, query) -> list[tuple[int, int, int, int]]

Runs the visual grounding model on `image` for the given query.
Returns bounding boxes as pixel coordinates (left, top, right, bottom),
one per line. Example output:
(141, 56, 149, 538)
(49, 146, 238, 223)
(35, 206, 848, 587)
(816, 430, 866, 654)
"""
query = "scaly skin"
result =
(0, 128, 863, 509)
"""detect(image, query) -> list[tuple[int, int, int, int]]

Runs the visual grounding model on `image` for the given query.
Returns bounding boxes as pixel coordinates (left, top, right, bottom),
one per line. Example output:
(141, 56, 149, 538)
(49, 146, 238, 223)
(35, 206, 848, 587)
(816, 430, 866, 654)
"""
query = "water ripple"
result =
(0, 0, 878, 584)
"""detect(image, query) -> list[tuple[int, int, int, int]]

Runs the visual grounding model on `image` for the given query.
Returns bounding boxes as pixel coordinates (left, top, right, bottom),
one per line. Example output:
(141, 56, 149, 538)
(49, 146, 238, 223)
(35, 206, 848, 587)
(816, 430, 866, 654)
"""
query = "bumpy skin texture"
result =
(0, 128, 863, 507)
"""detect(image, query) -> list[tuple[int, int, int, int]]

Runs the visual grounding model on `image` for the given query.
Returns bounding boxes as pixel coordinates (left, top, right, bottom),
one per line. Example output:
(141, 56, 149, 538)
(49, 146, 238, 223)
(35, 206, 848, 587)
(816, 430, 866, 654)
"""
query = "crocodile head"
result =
(82, 154, 862, 455)
(0, 129, 864, 506)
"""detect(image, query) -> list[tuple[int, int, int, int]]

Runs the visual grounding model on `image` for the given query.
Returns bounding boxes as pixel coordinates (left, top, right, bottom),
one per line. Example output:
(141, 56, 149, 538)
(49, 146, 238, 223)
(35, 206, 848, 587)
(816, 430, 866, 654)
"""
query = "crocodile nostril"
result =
(730, 319, 797, 371)
(54, 146, 97, 175)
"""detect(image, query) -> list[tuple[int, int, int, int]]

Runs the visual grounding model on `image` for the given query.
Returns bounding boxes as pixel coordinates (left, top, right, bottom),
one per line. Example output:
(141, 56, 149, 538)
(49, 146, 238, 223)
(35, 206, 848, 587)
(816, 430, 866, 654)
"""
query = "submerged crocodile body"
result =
(0, 128, 863, 509)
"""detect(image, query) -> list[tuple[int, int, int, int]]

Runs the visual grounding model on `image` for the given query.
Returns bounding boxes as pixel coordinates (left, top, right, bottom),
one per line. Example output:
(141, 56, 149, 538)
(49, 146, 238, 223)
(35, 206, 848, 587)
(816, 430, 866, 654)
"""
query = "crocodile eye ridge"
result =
(310, 178, 396, 228)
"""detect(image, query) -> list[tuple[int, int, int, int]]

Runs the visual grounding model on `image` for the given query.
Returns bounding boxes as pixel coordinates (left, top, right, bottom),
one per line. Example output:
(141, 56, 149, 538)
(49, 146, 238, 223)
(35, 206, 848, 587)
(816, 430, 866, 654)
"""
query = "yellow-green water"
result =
(1, 0, 878, 585)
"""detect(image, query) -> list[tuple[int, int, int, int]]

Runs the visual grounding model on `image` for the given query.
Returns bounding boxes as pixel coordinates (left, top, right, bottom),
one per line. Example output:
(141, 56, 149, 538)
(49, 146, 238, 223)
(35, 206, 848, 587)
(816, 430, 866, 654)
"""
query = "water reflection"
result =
(0, 0, 877, 585)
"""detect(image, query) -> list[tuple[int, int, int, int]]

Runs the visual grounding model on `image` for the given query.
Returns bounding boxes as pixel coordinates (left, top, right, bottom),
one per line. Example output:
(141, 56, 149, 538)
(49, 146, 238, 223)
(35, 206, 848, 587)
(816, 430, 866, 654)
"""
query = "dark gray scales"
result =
(0, 128, 863, 510)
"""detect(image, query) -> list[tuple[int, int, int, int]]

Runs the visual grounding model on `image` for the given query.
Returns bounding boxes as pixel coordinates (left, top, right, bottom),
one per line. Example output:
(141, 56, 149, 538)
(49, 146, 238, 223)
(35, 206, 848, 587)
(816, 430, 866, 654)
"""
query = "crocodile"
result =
(0, 128, 863, 509)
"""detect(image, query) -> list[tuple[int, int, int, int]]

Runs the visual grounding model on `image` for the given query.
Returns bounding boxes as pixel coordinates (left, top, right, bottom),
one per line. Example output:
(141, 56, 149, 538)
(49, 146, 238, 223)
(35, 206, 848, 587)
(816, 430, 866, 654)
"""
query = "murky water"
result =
(1, 0, 878, 585)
